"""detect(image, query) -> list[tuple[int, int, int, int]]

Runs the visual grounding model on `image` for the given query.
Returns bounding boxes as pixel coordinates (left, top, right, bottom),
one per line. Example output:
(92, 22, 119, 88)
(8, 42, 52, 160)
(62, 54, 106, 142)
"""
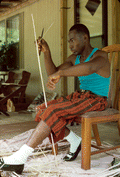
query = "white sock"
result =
(3, 144, 34, 165)
(64, 131, 82, 153)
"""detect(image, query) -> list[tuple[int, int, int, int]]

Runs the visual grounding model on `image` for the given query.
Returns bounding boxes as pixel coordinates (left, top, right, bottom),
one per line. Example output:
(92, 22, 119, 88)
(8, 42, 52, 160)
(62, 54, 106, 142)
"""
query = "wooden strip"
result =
(91, 145, 120, 155)
(91, 144, 104, 150)
(0, 150, 52, 157)
(31, 14, 47, 108)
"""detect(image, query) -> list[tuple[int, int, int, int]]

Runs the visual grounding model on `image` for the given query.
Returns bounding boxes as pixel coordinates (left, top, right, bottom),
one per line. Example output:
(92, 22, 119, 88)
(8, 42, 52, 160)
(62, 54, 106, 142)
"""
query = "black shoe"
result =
(63, 142, 81, 161)
(0, 158, 24, 174)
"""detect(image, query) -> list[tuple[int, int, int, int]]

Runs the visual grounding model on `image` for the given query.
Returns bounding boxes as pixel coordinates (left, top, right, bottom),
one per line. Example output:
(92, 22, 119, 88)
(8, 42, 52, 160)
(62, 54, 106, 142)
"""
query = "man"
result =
(0, 24, 110, 174)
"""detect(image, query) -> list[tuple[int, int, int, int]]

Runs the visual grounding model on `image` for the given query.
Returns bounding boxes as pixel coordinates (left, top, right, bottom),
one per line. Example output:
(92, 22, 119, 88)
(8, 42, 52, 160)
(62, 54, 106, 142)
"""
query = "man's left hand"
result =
(47, 72, 61, 90)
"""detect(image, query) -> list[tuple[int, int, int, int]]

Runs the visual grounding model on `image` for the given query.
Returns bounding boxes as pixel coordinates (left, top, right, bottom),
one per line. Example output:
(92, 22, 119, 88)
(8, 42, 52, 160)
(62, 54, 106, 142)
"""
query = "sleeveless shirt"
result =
(75, 48, 110, 97)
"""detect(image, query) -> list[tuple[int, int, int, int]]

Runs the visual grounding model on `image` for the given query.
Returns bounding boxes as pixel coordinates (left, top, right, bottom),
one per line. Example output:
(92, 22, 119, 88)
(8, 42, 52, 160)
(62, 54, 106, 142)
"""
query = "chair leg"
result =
(81, 117, 91, 170)
(2, 111, 9, 116)
(0, 108, 9, 116)
(92, 124, 101, 146)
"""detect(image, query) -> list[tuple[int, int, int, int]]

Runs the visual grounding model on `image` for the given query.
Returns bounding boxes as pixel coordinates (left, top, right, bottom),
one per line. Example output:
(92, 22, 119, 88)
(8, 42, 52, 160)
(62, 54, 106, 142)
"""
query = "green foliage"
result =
(0, 41, 17, 66)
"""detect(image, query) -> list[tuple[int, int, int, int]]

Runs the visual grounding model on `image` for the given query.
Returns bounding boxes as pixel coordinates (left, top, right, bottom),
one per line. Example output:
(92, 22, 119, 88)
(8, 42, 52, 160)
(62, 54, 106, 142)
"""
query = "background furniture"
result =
(0, 71, 9, 82)
(0, 70, 31, 116)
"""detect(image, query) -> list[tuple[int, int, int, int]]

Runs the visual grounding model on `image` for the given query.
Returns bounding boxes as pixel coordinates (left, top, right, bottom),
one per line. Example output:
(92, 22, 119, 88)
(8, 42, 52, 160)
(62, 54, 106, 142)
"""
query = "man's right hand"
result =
(37, 37, 50, 55)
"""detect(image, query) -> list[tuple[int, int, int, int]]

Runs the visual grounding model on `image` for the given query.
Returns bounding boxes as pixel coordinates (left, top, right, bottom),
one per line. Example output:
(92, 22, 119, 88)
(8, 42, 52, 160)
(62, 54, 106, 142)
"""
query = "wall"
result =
(0, 0, 119, 102)
(108, 0, 112, 45)
(0, 0, 75, 102)
(67, 0, 75, 95)
(23, 0, 61, 101)
(108, 0, 120, 45)
(79, 0, 102, 38)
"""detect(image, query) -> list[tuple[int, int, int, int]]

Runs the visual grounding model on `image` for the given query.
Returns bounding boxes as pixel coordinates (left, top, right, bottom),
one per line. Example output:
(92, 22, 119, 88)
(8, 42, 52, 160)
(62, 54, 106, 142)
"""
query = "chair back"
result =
(6, 70, 31, 84)
(2, 70, 31, 99)
(102, 44, 120, 109)
(18, 71, 31, 85)
(5, 71, 15, 83)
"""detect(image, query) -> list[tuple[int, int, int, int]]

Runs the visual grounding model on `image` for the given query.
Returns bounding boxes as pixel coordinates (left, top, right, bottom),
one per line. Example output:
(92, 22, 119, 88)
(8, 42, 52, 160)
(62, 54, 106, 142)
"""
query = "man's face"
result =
(68, 30, 85, 55)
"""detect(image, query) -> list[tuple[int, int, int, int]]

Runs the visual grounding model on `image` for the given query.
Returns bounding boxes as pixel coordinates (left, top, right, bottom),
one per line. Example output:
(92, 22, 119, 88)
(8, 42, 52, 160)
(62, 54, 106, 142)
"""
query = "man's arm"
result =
(51, 51, 109, 77)
(37, 38, 75, 76)
(47, 51, 110, 90)
(59, 56, 108, 77)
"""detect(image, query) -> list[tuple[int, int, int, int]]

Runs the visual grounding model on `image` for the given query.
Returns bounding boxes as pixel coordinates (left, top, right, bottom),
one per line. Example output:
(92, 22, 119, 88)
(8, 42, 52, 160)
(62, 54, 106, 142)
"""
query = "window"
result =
(0, 20, 5, 48)
(0, 13, 24, 70)
(7, 15, 19, 44)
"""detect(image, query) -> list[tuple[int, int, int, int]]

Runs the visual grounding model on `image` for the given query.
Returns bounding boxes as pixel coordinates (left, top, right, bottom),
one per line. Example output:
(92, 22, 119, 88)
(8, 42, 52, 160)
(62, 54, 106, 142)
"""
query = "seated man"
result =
(0, 24, 110, 174)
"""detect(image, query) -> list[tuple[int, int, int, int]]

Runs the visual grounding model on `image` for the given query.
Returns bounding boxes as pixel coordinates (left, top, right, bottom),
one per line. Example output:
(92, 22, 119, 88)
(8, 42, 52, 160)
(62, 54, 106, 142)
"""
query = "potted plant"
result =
(0, 41, 18, 71)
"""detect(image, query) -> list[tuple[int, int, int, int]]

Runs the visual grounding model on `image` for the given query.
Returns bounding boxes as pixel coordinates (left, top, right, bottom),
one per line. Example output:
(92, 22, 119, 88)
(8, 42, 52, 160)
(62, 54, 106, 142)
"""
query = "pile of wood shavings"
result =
(1, 130, 120, 176)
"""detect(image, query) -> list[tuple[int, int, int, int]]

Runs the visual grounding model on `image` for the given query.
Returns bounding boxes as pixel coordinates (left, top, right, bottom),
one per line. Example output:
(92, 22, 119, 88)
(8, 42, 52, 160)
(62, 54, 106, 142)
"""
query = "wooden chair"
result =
(51, 44, 120, 170)
(0, 70, 31, 116)
(81, 44, 120, 170)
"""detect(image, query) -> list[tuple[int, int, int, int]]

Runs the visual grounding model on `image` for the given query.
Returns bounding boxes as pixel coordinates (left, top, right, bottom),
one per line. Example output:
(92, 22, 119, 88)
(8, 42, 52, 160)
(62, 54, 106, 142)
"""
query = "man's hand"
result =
(37, 37, 50, 55)
(47, 71, 61, 90)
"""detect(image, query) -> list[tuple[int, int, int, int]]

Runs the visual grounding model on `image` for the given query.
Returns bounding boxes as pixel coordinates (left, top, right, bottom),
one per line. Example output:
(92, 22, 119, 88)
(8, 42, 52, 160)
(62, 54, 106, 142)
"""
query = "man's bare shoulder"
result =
(93, 49, 108, 60)
(66, 54, 77, 65)
(91, 49, 110, 77)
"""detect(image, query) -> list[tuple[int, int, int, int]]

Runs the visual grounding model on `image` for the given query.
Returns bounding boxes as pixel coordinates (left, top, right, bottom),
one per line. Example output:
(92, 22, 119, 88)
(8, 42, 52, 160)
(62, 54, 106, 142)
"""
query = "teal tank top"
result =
(75, 48, 110, 97)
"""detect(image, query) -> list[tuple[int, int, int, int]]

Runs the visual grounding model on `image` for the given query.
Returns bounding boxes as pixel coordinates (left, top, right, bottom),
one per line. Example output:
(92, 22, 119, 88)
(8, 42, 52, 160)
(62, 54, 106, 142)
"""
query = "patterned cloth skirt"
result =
(35, 91, 108, 143)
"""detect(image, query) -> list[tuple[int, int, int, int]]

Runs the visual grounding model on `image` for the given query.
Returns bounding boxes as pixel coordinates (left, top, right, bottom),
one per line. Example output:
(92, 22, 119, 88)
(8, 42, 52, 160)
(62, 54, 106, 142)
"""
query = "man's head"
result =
(69, 24, 90, 40)
(68, 24, 90, 55)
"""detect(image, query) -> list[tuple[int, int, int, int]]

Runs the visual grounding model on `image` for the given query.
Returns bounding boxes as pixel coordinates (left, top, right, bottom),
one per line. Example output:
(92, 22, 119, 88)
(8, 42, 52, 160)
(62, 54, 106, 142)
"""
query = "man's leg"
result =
(0, 119, 81, 173)
(1, 120, 50, 163)
(0, 120, 51, 174)
(64, 127, 82, 161)
(27, 120, 51, 148)
(1, 90, 88, 173)
(27, 124, 82, 162)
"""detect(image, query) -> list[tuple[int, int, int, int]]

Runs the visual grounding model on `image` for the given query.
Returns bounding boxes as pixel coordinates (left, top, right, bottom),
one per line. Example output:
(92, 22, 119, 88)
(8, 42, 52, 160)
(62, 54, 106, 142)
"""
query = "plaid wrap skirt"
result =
(35, 91, 108, 143)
